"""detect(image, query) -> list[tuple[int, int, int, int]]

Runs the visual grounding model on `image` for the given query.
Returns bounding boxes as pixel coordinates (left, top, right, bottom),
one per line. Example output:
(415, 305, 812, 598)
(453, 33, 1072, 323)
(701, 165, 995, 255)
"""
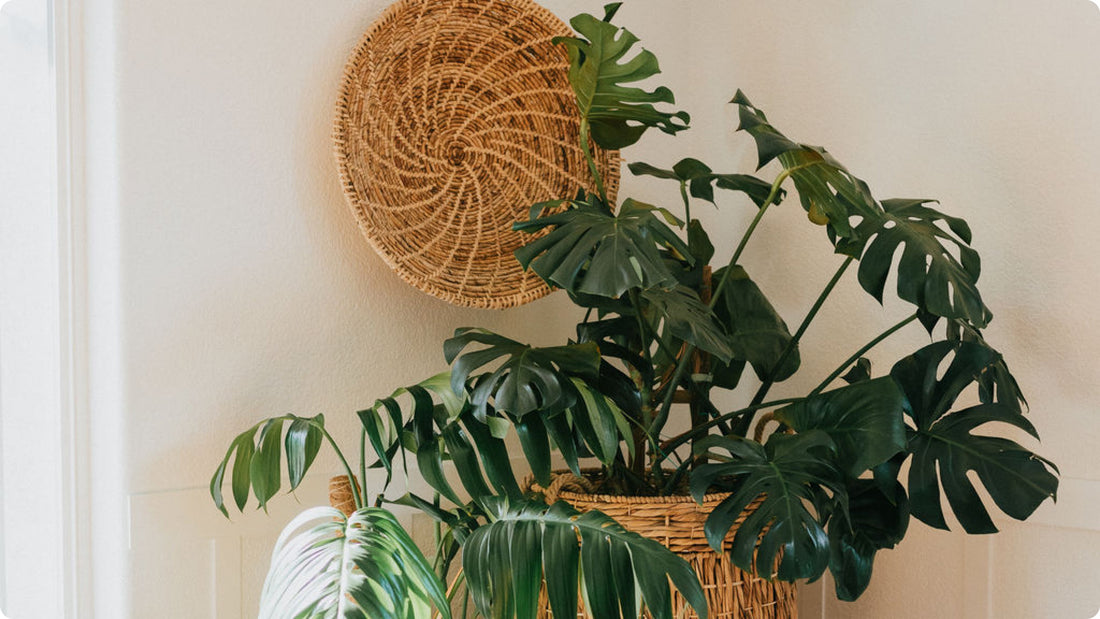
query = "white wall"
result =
(75, 0, 1100, 617)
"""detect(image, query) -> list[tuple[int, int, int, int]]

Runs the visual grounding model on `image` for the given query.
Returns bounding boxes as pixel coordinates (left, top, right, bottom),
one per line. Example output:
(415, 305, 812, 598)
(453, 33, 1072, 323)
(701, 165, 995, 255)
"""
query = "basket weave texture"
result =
(525, 473, 798, 619)
(334, 0, 620, 309)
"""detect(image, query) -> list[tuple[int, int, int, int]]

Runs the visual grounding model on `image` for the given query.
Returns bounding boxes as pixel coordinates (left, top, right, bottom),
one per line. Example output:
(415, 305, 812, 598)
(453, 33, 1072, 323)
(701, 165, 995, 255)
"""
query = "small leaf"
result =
(285, 415, 322, 491)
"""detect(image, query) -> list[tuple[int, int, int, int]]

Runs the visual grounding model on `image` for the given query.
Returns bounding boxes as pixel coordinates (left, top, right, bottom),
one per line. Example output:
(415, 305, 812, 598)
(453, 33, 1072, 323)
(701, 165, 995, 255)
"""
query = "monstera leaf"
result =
(258, 506, 450, 619)
(774, 377, 907, 477)
(555, 5, 689, 149)
(463, 497, 707, 619)
(849, 199, 992, 329)
(712, 265, 800, 384)
(514, 197, 692, 298)
(445, 328, 600, 418)
(628, 158, 779, 208)
(640, 285, 734, 363)
(692, 432, 843, 580)
(211, 413, 324, 515)
(731, 91, 881, 240)
(890, 340, 1058, 533)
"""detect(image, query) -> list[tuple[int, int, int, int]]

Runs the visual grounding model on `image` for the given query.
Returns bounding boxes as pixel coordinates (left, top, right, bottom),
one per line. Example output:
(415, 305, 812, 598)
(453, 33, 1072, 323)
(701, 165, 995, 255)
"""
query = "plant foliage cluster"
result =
(212, 4, 1058, 618)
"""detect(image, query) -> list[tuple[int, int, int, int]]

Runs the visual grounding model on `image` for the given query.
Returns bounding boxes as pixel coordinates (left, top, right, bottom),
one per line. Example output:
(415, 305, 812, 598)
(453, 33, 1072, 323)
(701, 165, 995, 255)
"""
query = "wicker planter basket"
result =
(524, 473, 797, 619)
(328, 473, 797, 618)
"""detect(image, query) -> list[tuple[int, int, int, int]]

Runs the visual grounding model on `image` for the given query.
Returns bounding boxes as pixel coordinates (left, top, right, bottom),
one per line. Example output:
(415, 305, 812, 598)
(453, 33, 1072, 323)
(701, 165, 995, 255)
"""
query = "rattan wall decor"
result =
(335, 0, 620, 309)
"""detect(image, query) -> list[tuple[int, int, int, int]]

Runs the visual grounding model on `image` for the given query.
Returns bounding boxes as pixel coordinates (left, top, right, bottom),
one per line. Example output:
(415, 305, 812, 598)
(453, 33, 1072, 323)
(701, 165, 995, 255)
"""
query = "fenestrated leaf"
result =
(890, 340, 1058, 533)
(640, 285, 734, 363)
(712, 265, 799, 382)
(731, 91, 882, 240)
(258, 506, 450, 619)
(774, 377, 907, 476)
(629, 159, 778, 207)
(692, 432, 843, 581)
(514, 197, 692, 298)
(464, 497, 707, 619)
(555, 10, 689, 149)
(445, 328, 599, 418)
(826, 478, 910, 601)
(848, 199, 992, 329)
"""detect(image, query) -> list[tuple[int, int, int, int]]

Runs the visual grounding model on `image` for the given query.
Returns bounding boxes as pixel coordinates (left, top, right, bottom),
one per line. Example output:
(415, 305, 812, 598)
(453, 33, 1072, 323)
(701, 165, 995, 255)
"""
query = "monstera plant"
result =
(212, 3, 1059, 617)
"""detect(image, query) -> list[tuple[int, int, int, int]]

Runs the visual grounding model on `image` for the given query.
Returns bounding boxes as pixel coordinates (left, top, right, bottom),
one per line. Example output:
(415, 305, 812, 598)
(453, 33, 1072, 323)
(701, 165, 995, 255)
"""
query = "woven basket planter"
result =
(328, 473, 797, 618)
(525, 473, 798, 619)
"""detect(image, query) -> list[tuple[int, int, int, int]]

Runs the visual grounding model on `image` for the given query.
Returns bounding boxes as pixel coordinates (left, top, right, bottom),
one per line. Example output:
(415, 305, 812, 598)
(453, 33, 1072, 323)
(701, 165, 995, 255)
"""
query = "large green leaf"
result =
(555, 6, 689, 149)
(731, 91, 881, 240)
(445, 328, 599, 419)
(258, 506, 450, 619)
(774, 377, 907, 476)
(890, 340, 1058, 533)
(628, 158, 779, 208)
(691, 432, 843, 581)
(712, 265, 799, 384)
(848, 199, 991, 329)
(640, 285, 734, 364)
(211, 413, 326, 516)
(463, 497, 707, 619)
(826, 477, 909, 601)
(514, 197, 692, 298)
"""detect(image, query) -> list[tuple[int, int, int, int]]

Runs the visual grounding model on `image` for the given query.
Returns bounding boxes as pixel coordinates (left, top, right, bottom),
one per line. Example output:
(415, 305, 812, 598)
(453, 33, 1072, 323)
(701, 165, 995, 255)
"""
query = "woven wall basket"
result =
(334, 0, 620, 309)
(526, 474, 799, 619)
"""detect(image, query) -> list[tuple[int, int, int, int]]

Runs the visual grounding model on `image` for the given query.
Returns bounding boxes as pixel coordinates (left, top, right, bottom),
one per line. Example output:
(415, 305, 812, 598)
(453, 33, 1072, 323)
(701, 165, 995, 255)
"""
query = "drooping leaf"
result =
(712, 265, 800, 382)
(774, 377, 907, 476)
(890, 340, 1058, 533)
(464, 497, 707, 619)
(640, 285, 734, 363)
(555, 11, 689, 149)
(569, 377, 634, 466)
(691, 432, 843, 580)
(629, 158, 779, 207)
(445, 328, 599, 418)
(514, 197, 692, 298)
(826, 478, 910, 601)
(285, 416, 323, 491)
(847, 199, 992, 329)
(258, 506, 450, 619)
(211, 414, 328, 516)
(731, 91, 881, 239)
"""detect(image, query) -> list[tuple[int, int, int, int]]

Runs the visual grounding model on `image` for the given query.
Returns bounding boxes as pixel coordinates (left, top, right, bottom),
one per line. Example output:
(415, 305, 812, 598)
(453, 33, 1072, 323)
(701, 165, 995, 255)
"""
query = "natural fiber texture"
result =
(328, 475, 360, 517)
(335, 0, 620, 308)
(524, 472, 798, 619)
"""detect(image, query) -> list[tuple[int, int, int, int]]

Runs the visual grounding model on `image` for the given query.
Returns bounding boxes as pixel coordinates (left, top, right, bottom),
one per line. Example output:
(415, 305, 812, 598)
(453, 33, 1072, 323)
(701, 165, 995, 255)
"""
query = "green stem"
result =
(359, 428, 368, 507)
(733, 256, 854, 436)
(657, 397, 805, 459)
(647, 171, 788, 456)
(680, 181, 692, 225)
(579, 119, 607, 204)
(315, 421, 363, 509)
(810, 312, 919, 395)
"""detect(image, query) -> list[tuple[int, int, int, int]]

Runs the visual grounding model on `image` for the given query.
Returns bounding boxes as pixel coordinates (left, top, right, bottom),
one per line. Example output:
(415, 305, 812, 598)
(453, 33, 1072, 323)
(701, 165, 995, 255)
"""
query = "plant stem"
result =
(680, 181, 692, 225)
(810, 312, 919, 395)
(315, 421, 363, 509)
(657, 397, 806, 458)
(579, 119, 607, 204)
(647, 171, 788, 460)
(732, 256, 854, 436)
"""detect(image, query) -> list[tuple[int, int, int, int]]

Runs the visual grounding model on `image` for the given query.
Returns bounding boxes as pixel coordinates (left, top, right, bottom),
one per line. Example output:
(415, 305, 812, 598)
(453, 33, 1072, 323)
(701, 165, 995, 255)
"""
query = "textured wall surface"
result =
(77, 0, 1100, 617)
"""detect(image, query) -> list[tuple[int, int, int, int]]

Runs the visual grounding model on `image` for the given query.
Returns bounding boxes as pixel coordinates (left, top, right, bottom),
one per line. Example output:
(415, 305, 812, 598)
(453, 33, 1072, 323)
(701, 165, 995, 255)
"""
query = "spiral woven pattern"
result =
(335, 0, 620, 308)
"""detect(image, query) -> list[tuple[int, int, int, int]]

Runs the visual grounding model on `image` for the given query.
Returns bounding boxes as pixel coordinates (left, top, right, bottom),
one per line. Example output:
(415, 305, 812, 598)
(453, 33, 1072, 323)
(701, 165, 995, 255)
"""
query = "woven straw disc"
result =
(335, 0, 620, 308)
